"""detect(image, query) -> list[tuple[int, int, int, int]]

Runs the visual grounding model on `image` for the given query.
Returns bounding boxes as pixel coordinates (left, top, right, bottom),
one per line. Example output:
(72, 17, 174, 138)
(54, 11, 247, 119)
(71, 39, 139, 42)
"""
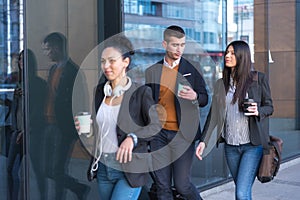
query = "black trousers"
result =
(150, 129, 201, 200)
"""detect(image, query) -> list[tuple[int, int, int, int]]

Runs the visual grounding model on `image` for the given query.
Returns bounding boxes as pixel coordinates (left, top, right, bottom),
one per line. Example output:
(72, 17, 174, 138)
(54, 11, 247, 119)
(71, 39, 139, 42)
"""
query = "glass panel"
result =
(0, 0, 24, 199)
(123, 0, 300, 193)
(124, 0, 231, 190)
(25, 0, 99, 199)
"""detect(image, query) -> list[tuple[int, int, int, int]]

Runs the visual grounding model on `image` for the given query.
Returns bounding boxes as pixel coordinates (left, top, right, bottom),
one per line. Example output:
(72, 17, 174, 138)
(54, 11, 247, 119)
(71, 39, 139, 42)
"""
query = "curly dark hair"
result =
(102, 34, 134, 58)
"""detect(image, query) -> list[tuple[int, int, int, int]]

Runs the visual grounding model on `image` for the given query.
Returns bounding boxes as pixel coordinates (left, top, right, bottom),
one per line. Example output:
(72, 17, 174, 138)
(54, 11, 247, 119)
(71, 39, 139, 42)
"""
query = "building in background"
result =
(0, 0, 22, 78)
(123, 0, 255, 89)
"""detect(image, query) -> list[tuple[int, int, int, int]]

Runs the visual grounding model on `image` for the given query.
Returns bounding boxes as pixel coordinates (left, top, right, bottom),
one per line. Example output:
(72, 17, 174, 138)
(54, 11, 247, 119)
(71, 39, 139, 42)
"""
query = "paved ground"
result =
(1, 154, 299, 199)
(201, 157, 300, 200)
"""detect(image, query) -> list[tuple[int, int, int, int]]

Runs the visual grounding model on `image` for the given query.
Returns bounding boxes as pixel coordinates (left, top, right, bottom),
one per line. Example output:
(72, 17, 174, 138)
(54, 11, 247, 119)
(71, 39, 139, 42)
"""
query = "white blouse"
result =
(96, 101, 121, 153)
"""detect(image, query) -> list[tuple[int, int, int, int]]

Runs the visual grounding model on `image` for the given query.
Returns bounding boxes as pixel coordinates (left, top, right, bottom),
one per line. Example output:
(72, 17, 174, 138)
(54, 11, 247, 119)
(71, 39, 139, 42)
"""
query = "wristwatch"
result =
(127, 133, 138, 148)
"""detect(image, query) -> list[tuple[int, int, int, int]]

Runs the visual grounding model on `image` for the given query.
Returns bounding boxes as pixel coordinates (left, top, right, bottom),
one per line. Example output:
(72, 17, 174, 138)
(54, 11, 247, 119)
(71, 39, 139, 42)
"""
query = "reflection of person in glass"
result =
(145, 25, 208, 200)
(196, 40, 274, 200)
(75, 35, 161, 200)
(21, 49, 48, 199)
(7, 52, 24, 200)
(42, 32, 89, 199)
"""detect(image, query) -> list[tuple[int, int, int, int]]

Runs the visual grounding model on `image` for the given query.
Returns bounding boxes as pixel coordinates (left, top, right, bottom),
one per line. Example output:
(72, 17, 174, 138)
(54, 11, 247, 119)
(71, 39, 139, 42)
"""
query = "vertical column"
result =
(296, 2, 300, 129)
(254, 0, 269, 72)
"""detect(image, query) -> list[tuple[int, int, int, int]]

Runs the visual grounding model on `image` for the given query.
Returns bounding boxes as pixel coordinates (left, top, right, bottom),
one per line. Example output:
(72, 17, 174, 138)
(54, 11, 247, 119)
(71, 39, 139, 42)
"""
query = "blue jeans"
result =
(225, 143, 263, 200)
(97, 153, 141, 200)
(7, 130, 22, 200)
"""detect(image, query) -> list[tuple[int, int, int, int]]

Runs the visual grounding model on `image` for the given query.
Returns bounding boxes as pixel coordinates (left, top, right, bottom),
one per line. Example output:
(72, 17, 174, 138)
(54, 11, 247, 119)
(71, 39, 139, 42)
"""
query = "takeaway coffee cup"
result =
(77, 112, 91, 135)
(177, 83, 187, 96)
(243, 99, 255, 115)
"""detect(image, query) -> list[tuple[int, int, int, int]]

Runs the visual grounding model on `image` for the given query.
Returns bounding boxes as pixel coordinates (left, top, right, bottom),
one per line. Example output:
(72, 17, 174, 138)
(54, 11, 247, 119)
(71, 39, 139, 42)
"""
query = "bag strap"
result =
(270, 135, 283, 161)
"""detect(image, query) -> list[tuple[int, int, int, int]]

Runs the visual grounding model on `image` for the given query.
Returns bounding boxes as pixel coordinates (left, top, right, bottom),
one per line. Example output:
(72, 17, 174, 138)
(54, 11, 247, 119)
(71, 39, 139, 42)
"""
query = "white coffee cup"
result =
(77, 112, 91, 135)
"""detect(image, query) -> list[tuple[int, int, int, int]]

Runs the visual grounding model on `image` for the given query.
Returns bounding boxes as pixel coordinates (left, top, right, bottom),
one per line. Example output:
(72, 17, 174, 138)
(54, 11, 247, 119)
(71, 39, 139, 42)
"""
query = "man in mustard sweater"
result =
(146, 25, 208, 200)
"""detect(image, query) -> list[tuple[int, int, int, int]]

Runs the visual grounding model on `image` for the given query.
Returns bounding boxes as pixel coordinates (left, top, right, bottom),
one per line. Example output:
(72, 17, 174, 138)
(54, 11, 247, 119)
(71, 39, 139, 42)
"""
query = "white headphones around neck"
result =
(103, 76, 132, 97)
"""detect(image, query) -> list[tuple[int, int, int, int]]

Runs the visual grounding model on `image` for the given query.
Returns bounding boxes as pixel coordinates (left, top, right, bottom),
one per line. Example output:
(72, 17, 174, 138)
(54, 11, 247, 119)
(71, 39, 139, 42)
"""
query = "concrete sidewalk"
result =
(201, 157, 300, 200)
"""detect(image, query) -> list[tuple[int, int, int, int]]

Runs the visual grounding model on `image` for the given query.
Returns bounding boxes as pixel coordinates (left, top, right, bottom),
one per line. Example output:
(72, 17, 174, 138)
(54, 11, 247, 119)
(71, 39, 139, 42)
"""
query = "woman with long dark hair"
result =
(196, 40, 274, 200)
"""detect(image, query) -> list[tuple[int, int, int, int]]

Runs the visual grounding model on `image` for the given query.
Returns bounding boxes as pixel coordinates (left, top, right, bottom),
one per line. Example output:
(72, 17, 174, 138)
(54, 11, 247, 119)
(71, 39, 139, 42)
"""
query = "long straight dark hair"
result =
(223, 40, 254, 109)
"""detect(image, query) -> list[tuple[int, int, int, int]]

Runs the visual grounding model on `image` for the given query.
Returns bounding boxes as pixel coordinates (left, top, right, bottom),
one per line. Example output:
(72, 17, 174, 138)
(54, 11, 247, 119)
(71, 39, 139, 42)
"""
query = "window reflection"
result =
(1, 0, 24, 199)
(123, 0, 258, 189)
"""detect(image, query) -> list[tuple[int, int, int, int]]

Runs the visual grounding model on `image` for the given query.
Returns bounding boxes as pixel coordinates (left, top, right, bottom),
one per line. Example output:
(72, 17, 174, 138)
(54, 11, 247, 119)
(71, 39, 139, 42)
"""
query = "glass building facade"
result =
(0, 0, 299, 199)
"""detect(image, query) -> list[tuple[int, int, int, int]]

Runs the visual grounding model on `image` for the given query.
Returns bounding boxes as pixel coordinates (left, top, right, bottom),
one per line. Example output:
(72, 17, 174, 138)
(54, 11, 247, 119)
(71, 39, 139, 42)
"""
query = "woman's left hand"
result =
(116, 137, 134, 163)
(246, 102, 259, 116)
(14, 88, 23, 97)
(195, 142, 206, 160)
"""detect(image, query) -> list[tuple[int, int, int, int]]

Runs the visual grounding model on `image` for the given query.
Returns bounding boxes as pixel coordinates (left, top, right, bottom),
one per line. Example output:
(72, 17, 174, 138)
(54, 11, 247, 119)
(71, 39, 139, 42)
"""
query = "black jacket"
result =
(89, 81, 161, 187)
(48, 59, 88, 138)
(145, 57, 208, 142)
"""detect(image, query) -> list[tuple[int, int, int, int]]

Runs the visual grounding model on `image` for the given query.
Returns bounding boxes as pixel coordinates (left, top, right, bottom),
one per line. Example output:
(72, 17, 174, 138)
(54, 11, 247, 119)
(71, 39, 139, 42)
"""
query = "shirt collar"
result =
(56, 58, 68, 68)
(163, 57, 181, 69)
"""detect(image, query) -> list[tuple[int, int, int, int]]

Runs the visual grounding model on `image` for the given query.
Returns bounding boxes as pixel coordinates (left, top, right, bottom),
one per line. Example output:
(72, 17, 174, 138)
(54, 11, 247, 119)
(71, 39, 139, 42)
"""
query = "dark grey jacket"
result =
(201, 71, 273, 154)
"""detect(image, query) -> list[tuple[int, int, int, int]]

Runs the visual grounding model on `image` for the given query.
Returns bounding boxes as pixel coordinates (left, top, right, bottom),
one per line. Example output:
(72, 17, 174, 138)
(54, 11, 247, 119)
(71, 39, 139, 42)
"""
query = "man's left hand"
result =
(178, 85, 197, 101)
